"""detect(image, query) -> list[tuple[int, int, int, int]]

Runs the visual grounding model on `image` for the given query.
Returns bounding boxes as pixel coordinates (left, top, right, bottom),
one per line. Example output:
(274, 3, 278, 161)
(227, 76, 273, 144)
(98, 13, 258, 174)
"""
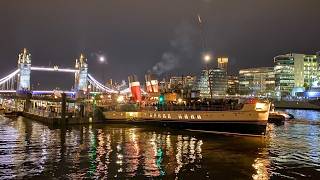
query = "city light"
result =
(117, 95, 124, 103)
(99, 55, 105, 63)
(203, 54, 211, 63)
(31, 66, 76, 73)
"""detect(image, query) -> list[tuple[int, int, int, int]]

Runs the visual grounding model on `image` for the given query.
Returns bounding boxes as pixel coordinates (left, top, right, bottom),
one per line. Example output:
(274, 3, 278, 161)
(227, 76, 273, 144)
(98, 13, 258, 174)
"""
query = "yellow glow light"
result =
(255, 103, 265, 110)
(117, 95, 124, 103)
(204, 54, 211, 62)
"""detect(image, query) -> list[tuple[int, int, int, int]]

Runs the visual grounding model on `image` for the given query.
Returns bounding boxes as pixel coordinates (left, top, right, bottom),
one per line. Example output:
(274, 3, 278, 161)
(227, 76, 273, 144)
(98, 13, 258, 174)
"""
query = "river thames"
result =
(0, 110, 319, 179)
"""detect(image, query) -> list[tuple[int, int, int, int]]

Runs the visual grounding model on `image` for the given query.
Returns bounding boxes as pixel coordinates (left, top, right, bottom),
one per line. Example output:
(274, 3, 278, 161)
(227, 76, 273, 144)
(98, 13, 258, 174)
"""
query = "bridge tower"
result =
(74, 54, 88, 93)
(17, 48, 32, 91)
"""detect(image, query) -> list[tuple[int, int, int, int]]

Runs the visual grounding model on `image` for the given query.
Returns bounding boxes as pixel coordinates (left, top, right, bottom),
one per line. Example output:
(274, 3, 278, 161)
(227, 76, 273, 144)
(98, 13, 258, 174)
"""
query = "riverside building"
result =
(239, 67, 275, 96)
(217, 57, 228, 72)
(227, 75, 239, 95)
(195, 70, 210, 98)
(209, 68, 227, 96)
(274, 53, 318, 97)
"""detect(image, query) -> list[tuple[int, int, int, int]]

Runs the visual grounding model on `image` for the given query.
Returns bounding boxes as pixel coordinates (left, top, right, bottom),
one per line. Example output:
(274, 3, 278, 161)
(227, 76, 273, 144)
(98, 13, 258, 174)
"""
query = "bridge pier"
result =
(23, 93, 32, 112)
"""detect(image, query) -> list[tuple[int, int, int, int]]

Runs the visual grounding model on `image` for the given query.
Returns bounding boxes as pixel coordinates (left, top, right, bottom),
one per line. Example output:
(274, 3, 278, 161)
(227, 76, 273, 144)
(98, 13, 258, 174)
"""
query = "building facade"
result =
(195, 70, 210, 98)
(209, 68, 227, 95)
(169, 76, 196, 90)
(239, 67, 275, 96)
(274, 53, 318, 96)
(227, 75, 239, 95)
(217, 57, 228, 72)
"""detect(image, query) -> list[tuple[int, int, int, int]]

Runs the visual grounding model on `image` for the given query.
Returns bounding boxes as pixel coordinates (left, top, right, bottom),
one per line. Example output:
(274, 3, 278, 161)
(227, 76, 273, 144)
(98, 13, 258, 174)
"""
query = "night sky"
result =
(0, 0, 319, 90)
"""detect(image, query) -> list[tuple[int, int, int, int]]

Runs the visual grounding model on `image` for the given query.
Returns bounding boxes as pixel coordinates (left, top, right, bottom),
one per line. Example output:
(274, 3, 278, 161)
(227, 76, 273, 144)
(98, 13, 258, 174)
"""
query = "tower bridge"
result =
(0, 48, 131, 95)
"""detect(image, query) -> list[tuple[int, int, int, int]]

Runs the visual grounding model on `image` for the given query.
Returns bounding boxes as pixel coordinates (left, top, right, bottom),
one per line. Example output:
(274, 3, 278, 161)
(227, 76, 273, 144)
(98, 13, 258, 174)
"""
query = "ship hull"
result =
(103, 119, 267, 136)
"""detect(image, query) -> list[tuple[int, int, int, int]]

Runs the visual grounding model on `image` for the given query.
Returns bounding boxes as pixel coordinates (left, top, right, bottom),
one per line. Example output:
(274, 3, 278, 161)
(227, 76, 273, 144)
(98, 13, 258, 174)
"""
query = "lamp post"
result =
(203, 54, 213, 99)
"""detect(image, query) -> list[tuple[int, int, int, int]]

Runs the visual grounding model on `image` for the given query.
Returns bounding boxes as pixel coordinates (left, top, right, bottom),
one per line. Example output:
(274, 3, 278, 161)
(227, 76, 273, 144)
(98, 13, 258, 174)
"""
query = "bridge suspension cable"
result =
(0, 69, 20, 87)
(87, 74, 118, 93)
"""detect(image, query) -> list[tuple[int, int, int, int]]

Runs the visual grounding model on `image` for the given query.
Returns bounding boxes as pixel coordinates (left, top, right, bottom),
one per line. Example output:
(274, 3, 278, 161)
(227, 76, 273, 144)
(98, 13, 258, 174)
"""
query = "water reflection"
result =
(0, 116, 271, 179)
(3, 110, 320, 179)
(283, 109, 320, 122)
(267, 109, 320, 179)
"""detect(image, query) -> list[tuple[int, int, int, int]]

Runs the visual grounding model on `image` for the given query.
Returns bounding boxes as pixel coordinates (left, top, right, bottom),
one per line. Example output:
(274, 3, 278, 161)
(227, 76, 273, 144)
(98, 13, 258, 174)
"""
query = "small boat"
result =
(268, 111, 294, 125)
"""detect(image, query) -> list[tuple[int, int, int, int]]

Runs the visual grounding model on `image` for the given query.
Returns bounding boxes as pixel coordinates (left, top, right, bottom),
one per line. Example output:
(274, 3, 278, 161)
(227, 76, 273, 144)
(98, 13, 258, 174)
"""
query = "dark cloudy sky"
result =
(0, 0, 319, 90)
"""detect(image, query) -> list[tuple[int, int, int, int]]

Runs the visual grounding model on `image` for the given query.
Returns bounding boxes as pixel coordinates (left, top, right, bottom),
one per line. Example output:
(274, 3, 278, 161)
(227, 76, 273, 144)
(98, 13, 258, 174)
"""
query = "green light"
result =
(159, 95, 164, 104)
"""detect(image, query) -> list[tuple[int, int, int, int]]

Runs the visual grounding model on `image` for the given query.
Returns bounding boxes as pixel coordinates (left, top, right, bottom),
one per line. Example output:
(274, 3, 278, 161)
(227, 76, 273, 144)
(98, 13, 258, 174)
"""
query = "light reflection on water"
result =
(0, 110, 320, 179)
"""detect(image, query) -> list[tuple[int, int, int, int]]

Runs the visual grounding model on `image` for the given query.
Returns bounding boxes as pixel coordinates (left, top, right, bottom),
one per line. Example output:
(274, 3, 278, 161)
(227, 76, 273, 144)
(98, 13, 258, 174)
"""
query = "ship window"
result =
(163, 114, 166, 118)
(168, 114, 171, 119)
(184, 114, 188, 119)
(197, 115, 202, 119)
(191, 115, 195, 119)
(178, 115, 183, 119)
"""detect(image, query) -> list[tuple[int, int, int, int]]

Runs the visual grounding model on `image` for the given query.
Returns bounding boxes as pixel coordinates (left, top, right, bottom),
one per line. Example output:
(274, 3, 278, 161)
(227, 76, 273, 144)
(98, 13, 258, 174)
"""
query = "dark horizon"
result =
(1, 0, 319, 89)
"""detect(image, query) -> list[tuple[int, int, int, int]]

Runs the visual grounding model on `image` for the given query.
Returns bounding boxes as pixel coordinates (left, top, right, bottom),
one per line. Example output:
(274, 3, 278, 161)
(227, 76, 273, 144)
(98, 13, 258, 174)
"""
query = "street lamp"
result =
(203, 53, 213, 99)
(98, 55, 106, 81)
(204, 54, 211, 63)
(99, 56, 105, 63)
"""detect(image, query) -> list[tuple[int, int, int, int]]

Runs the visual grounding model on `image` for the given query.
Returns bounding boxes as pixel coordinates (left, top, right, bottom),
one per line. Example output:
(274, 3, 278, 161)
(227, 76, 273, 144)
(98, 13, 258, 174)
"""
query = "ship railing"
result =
(142, 104, 244, 111)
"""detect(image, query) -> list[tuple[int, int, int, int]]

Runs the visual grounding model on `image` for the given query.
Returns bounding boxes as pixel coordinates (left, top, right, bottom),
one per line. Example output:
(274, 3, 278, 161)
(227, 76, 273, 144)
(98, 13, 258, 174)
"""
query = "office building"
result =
(209, 68, 228, 95)
(217, 57, 228, 72)
(169, 76, 196, 90)
(274, 53, 318, 96)
(195, 70, 210, 98)
(227, 75, 239, 95)
(239, 67, 275, 96)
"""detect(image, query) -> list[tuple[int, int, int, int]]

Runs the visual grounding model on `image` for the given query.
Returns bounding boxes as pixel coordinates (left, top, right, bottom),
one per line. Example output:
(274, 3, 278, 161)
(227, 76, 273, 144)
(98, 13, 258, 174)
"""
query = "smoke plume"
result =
(151, 21, 196, 75)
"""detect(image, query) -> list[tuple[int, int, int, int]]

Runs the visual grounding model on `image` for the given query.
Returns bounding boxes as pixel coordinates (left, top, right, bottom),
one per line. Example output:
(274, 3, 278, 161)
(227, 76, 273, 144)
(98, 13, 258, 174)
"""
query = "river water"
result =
(0, 110, 319, 179)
